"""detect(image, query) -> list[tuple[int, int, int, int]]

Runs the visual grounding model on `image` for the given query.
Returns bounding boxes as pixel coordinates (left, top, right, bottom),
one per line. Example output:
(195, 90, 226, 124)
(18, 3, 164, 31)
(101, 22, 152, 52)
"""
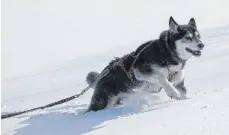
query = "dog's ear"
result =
(188, 18, 197, 28)
(169, 16, 178, 32)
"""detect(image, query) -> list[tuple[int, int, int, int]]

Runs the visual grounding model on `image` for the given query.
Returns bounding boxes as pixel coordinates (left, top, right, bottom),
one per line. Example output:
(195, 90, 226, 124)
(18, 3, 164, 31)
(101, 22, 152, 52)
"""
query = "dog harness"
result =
(118, 57, 135, 83)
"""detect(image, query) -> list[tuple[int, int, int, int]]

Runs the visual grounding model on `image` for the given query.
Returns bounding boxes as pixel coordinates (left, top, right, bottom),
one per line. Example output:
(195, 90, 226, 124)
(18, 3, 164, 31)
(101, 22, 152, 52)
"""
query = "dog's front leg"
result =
(171, 70, 187, 100)
(156, 76, 181, 100)
(174, 80, 187, 100)
(150, 67, 181, 100)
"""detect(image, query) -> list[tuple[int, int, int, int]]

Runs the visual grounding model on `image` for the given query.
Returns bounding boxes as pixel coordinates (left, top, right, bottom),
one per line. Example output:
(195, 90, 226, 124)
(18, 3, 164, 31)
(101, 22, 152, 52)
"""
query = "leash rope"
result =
(1, 85, 91, 119)
(1, 54, 136, 120)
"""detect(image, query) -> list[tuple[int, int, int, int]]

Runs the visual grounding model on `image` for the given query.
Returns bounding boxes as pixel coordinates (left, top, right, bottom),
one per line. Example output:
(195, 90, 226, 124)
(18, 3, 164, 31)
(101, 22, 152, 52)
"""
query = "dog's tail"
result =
(86, 71, 100, 89)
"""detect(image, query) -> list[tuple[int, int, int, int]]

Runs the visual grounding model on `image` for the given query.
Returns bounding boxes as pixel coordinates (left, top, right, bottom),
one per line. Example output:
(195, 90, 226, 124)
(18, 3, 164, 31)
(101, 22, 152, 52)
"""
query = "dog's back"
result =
(85, 56, 124, 88)
(85, 40, 152, 88)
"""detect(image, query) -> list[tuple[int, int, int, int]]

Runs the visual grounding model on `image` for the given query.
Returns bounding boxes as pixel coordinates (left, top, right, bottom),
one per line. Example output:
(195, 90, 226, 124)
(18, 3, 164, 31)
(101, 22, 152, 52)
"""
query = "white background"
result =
(2, 0, 229, 79)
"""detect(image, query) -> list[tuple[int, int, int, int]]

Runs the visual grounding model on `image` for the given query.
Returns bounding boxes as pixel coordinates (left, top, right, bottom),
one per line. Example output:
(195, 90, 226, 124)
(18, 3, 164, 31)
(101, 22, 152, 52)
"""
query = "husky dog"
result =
(132, 16, 204, 100)
(87, 16, 204, 111)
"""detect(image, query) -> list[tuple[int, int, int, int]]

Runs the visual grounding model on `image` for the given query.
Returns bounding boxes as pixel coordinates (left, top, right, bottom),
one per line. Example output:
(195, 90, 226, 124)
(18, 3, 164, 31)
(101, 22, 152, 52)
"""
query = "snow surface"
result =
(2, 0, 229, 135)
(2, 25, 229, 135)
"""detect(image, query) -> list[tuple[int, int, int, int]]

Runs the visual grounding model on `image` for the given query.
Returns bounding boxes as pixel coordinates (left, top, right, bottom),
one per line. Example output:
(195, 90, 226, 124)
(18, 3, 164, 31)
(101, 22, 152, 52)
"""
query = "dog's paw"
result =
(166, 90, 181, 100)
(179, 94, 187, 100)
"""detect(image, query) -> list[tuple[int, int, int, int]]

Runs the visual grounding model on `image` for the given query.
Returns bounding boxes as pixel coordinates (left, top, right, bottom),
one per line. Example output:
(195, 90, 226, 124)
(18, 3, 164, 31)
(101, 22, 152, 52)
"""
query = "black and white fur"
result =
(86, 16, 204, 112)
(86, 42, 153, 112)
(86, 52, 140, 112)
(132, 16, 204, 100)
(86, 40, 152, 90)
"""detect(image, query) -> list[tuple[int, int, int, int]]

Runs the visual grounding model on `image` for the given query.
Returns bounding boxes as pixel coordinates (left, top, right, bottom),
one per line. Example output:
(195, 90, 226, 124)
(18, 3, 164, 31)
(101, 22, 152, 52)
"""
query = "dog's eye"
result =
(185, 36, 192, 40)
(196, 34, 201, 39)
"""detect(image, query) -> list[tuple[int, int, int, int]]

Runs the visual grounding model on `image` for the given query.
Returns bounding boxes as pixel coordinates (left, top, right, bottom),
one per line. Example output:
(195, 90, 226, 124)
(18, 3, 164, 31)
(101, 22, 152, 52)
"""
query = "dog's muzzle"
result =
(185, 43, 204, 57)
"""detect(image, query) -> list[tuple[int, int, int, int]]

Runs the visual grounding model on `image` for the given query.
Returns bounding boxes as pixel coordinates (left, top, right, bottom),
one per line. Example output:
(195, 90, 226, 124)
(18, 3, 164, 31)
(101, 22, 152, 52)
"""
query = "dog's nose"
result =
(198, 44, 204, 49)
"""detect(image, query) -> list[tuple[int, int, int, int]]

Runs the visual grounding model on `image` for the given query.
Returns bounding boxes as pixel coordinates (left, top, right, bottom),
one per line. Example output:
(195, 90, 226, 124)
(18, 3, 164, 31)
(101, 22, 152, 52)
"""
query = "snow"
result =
(2, 0, 229, 135)
(3, 91, 229, 135)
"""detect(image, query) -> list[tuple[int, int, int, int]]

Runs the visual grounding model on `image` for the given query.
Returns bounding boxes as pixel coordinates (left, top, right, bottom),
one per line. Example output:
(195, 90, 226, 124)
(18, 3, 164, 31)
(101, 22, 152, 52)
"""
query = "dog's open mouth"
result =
(186, 48, 201, 56)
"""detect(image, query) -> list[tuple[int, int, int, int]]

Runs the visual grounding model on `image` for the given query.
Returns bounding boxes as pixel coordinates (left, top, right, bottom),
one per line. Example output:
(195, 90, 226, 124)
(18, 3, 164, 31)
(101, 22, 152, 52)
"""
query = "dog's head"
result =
(169, 16, 204, 60)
